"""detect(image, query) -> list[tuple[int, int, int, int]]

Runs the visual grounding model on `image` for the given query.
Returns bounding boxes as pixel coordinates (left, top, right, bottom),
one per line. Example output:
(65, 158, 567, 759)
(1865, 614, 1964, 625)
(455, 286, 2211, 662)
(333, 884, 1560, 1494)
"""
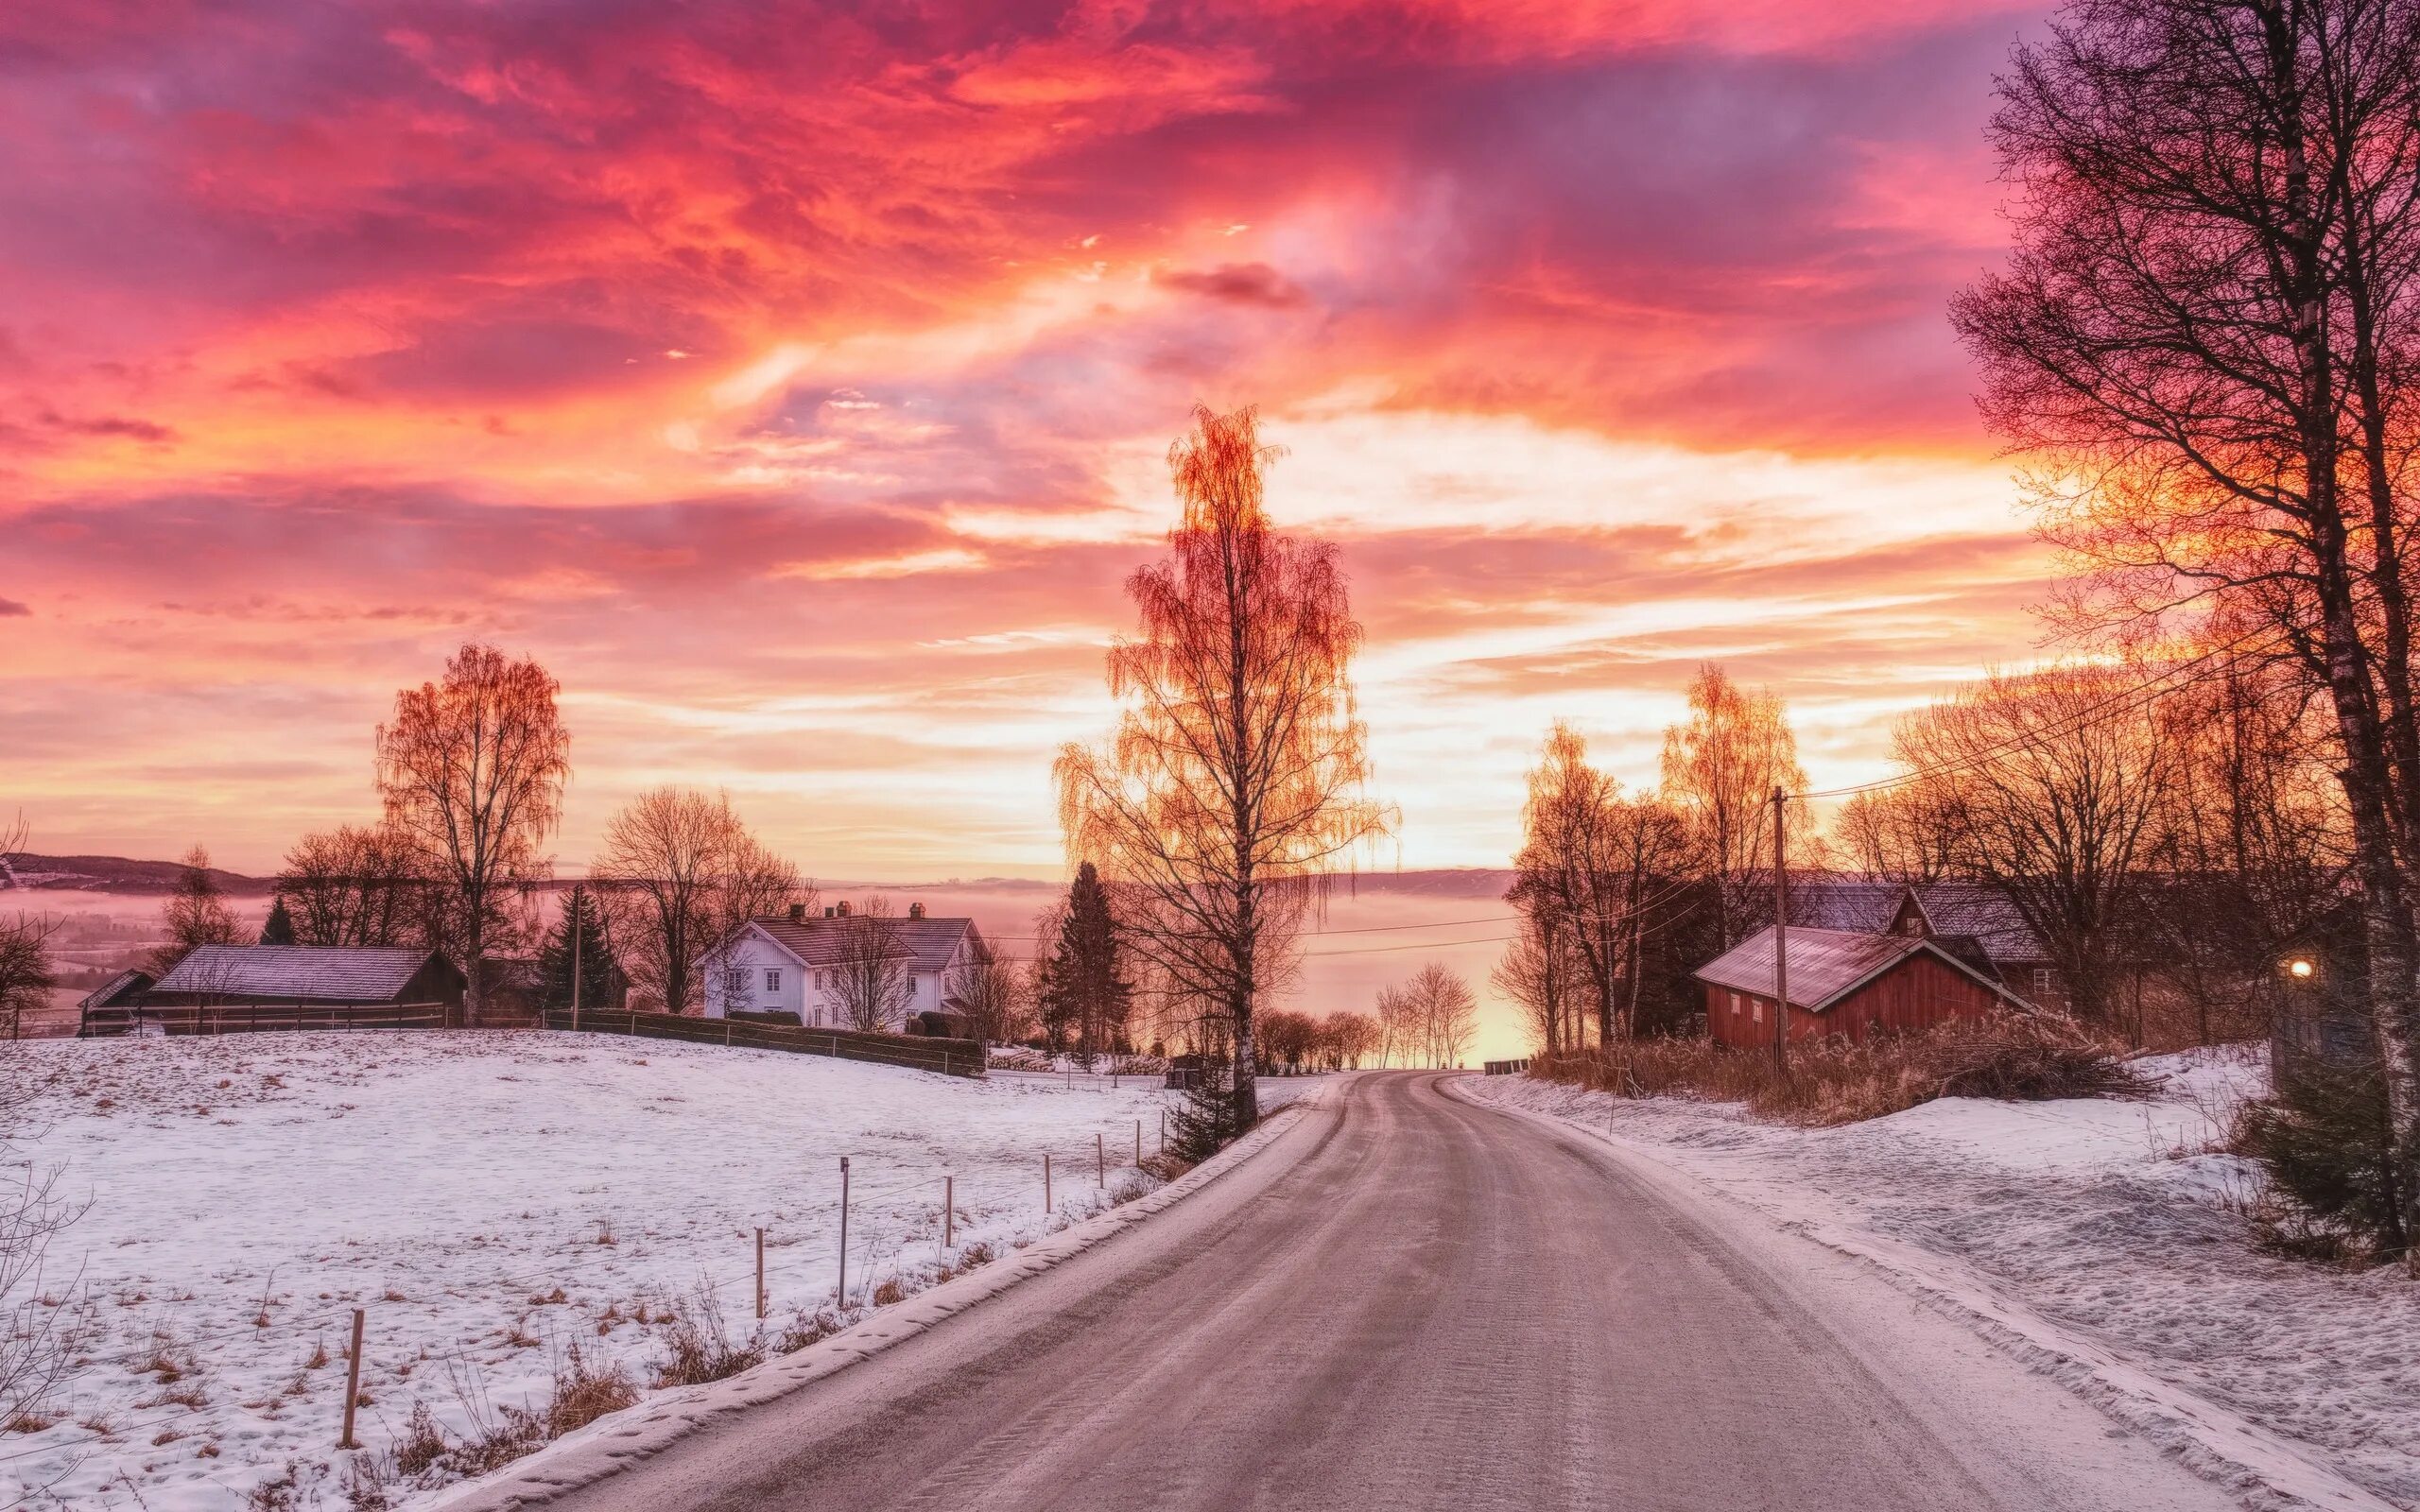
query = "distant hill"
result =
(3, 853, 273, 895)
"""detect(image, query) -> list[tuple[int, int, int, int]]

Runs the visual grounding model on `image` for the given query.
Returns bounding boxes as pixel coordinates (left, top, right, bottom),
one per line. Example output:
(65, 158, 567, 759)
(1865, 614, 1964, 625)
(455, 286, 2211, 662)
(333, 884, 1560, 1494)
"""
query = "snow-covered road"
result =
(1467, 1049, 2420, 1512)
(3, 1032, 1316, 1511)
(483, 1071, 2247, 1512)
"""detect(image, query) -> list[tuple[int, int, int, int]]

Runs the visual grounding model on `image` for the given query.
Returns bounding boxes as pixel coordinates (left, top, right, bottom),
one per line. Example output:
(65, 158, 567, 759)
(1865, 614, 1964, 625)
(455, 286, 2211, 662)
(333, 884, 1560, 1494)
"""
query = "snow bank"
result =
(1466, 1048, 2420, 1512)
(0, 1032, 1288, 1511)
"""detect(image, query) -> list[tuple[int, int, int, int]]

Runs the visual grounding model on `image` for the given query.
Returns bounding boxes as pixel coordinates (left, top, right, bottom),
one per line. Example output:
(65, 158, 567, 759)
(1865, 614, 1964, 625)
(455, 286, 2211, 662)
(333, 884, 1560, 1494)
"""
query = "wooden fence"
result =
(544, 1008, 984, 1077)
(83, 1003, 452, 1038)
(1481, 1057, 1531, 1076)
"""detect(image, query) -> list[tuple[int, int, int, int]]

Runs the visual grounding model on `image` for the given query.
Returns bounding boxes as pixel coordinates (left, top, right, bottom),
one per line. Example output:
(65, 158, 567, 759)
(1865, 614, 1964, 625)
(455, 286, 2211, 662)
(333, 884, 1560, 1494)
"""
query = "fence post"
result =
(943, 1175, 954, 1252)
(1043, 1153, 1052, 1212)
(1096, 1131, 1105, 1187)
(1134, 1119, 1142, 1165)
(1159, 1108, 1167, 1154)
(338, 1307, 366, 1449)
(755, 1228, 767, 1319)
(838, 1157, 851, 1308)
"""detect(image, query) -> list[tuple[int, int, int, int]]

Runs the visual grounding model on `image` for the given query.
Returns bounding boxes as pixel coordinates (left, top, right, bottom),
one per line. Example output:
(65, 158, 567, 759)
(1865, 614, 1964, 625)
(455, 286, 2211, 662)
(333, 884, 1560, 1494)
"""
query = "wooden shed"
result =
(1695, 925, 2031, 1049)
(130, 945, 467, 1033)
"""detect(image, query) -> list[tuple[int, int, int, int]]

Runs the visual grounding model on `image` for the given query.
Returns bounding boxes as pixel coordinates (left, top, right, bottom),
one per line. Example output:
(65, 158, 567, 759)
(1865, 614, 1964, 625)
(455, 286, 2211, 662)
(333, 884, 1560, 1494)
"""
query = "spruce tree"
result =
(1167, 1019, 1242, 1161)
(259, 896, 297, 946)
(538, 889, 620, 1015)
(1037, 862, 1132, 1067)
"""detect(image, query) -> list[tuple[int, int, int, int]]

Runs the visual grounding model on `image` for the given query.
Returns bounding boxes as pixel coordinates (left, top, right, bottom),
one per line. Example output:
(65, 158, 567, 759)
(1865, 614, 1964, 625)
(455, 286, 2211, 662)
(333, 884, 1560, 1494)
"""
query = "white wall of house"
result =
(700, 923, 971, 1029)
(702, 929, 804, 1021)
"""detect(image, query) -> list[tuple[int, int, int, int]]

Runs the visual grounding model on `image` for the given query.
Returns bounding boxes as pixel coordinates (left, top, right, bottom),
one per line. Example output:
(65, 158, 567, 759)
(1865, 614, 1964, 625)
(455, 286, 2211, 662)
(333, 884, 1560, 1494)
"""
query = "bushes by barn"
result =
(1530, 1012, 2146, 1127)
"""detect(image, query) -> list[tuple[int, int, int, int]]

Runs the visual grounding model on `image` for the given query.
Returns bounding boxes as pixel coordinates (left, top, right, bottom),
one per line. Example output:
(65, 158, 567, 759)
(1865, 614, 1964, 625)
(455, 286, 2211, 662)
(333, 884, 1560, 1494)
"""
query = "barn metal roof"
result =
(746, 915, 978, 973)
(1693, 926, 2028, 1015)
(151, 945, 441, 1002)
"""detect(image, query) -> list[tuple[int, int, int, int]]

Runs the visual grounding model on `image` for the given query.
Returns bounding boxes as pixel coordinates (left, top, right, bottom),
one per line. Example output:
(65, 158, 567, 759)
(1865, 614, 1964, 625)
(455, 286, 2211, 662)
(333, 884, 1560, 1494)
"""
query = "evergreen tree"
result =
(1037, 863, 1132, 1066)
(538, 888, 620, 1015)
(259, 896, 297, 946)
(1167, 1015, 1242, 1161)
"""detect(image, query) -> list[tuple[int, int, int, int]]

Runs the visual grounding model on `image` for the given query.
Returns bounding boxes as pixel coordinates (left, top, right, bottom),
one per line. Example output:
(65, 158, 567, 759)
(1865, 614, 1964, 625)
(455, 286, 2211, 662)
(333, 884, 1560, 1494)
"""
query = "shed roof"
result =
(78, 969, 151, 1012)
(151, 945, 445, 1002)
(1693, 925, 2028, 1015)
(746, 915, 977, 973)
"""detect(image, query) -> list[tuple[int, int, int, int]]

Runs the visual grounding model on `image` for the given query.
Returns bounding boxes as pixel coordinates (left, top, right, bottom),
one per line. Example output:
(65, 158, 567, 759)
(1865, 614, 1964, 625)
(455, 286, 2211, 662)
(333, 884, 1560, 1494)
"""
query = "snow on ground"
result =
(1466, 1048, 2420, 1511)
(0, 1032, 1322, 1512)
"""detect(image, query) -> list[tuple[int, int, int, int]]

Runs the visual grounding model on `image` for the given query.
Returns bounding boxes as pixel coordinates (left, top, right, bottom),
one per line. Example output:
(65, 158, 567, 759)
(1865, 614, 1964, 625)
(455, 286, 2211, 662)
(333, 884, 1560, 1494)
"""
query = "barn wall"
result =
(1797, 953, 2001, 1043)
(1702, 953, 2003, 1048)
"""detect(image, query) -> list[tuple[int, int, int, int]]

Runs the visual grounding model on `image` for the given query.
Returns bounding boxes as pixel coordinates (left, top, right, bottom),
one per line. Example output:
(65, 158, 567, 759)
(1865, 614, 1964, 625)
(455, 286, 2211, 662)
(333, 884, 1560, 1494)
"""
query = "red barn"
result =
(1695, 925, 2030, 1048)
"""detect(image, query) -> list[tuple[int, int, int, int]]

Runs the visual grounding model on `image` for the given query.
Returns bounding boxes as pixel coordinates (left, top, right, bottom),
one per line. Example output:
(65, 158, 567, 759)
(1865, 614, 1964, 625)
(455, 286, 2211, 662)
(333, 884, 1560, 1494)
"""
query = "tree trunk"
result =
(2264, 0, 2420, 1263)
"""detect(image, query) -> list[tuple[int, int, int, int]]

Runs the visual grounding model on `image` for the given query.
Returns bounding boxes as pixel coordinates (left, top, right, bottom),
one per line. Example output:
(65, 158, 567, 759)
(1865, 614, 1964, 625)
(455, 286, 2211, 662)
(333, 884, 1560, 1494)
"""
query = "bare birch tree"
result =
(830, 899, 915, 1032)
(1950, 0, 2420, 1259)
(1057, 405, 1392, 1129)
(375, 644, 571, 1023)
(276, 823, 433, 948)
(1893, 662, 2172, 1026)
(0, 818, 56, 1040)
(1660, 664, 1810, 949)
(148, 845, 245, 975)
(596, 788, 807, 1017)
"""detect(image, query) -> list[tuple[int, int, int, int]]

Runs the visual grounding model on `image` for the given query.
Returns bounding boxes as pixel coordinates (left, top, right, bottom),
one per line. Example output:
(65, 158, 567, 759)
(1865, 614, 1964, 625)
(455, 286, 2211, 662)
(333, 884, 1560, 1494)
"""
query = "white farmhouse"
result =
(703, 902, 984, 1030)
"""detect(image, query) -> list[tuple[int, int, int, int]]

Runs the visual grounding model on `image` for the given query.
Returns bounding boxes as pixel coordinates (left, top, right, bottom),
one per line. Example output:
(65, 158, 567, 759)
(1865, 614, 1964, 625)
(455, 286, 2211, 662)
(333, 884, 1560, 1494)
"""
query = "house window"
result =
(1728, 991, 1740, 1015)
(765, 970, 781, 993)
(2031, 968, 2054, 996)
(1751, 999, 1763, 1023)
(722, 969, 745, 997)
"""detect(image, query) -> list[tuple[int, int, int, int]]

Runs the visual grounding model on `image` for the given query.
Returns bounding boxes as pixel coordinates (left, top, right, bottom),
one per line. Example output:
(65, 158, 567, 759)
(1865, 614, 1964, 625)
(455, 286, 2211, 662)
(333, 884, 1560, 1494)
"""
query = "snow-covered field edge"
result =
(1455, 1067, 2406, 1512)
(425, 1078, 1339, 1512)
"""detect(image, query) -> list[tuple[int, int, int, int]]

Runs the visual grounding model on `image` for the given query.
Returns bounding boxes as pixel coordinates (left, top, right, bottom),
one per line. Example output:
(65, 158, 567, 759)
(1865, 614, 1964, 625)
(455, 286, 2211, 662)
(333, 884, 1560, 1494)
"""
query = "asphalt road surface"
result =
(546, 1073, 2244, 1512)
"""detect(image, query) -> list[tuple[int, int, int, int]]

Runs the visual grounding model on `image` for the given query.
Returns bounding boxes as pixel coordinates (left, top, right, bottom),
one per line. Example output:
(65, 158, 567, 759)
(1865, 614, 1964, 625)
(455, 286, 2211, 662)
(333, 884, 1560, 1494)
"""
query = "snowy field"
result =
(0, 1032, 1314, 1511)
(1467, 1048, 2420, 1511)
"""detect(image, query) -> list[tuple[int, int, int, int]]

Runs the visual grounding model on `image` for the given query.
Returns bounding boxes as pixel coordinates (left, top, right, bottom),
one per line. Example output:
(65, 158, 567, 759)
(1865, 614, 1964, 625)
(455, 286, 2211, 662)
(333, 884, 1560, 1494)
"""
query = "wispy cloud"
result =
(0, 0, 2045, 874)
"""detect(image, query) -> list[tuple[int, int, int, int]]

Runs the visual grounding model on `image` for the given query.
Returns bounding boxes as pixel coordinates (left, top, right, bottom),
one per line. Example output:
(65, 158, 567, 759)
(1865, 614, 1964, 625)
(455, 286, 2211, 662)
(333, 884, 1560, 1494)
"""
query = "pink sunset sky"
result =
(0, 0, 2050, 880)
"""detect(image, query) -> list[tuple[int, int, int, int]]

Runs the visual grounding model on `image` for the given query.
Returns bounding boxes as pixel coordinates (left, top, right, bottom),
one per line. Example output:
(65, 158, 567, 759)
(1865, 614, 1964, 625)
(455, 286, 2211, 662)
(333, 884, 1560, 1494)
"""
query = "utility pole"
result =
(570, 882, 584, 1034)
(1771, 785, 1790, 1080)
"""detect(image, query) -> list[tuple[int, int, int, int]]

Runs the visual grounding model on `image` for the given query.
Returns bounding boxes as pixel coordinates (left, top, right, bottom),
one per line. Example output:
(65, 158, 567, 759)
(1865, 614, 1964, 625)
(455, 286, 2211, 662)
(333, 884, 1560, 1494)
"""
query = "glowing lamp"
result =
(2286, 957, 2316, 980)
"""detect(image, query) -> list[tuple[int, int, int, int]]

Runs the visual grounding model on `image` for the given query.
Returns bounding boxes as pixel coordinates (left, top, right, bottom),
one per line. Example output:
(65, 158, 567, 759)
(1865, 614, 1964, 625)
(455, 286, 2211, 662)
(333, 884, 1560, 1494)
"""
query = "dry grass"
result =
(648, 1288, 765, 1389)
(1532, 1013, 2149, 1126)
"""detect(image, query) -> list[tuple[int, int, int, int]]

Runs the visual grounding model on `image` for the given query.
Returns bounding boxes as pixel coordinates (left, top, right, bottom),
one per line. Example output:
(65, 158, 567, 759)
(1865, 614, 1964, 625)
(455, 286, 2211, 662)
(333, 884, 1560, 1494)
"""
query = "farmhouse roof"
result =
(746, 914, 978, 974)
(1913, 883, 2050, 965)
(1788, 881, 1914, 934)
(1693, 925, 2029, 1015)
(1786, 880, 2051, 968)
(151, 945, 442, 1002)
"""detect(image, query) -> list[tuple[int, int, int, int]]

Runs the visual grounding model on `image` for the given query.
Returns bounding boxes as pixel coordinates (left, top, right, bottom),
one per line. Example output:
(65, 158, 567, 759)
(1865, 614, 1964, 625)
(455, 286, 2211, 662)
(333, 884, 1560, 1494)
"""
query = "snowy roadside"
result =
(1461, 1048, 2420, 1512)
(0, 1032, 1322, 1512)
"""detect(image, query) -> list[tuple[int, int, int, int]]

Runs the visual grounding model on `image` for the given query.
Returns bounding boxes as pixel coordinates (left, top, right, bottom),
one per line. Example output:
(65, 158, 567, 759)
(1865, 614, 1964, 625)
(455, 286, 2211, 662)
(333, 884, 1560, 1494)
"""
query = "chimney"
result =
(823, 904, 836, 919)
(835, 900, 852, 918)
(787, 902, 806, 922)
(908, 902, 925, 920)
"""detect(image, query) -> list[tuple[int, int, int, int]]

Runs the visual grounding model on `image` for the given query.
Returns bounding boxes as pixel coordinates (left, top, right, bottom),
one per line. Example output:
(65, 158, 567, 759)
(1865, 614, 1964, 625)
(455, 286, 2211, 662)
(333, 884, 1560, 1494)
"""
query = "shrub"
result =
(649, 1288, 764, 1388)
(1531, 1012, 2146, 1126)
(393, 1403, 447, 1477)
(544, 1345, 637, 1437)
(2235, 1054, 2408, 1265)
